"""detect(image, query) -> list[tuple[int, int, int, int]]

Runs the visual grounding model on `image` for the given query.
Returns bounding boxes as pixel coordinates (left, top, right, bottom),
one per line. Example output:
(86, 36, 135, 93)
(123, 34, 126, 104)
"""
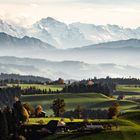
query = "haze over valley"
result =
(0, 56, 139, 80)
(0, 17, 140, 79)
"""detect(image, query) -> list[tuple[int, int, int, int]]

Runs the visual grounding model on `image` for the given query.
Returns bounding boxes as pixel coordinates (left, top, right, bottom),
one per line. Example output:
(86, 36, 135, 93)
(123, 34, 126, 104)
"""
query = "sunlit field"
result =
(21, 92, 138, 116)
(117, 85, 140, 93)
(8, 84, 64, 91)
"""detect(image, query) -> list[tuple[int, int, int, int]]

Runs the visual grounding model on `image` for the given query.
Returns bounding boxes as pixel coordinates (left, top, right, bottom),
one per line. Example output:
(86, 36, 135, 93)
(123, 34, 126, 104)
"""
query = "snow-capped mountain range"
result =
(0, 17, 140, 49)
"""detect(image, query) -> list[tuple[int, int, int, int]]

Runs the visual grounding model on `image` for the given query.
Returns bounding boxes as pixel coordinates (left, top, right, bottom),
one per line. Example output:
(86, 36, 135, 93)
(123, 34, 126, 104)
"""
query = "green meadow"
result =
(117, 85, 140, 93)
(21, 92, 139, 116)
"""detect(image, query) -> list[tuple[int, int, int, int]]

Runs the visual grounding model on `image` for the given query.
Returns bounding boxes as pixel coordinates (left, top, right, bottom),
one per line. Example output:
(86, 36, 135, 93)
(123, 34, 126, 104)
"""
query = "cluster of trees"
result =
(63, 80, 116, 96)
(94, 76, 140, 85)
(63, 107, 109, 119)
(0, 99, 51, 139)
(0, 86, 21, 107)
(0, 99, 31, 140)
(50, 78, 65, 85)
(0, 98, 65, 139)
(56, 102, 119, 119)
(51, 98, 119, 120)
(21, 87, 61, 95)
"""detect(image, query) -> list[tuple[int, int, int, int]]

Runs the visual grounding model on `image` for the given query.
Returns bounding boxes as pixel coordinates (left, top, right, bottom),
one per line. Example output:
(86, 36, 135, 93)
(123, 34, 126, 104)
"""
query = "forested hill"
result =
(0, 73, 51, 84)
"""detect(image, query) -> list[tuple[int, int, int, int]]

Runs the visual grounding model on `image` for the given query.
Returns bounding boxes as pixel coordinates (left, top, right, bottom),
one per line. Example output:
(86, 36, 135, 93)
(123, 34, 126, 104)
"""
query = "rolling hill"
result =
(21, 92, 138, 115)
(0, 56, 140, 79)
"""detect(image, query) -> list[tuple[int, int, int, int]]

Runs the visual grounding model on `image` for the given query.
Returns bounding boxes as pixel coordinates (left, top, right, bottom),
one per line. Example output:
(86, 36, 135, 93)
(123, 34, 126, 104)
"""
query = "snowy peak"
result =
(0, 19, 25, 38)
(40, 17, 65, 26)
(70, 22, 140, 44)
(35, 17, 67, 32)
(32, 17, 89, 48)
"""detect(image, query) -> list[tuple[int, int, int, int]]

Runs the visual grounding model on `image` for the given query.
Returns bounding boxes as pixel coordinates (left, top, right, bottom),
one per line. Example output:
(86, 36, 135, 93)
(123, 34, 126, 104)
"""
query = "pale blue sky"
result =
(0, 0, 139, 27)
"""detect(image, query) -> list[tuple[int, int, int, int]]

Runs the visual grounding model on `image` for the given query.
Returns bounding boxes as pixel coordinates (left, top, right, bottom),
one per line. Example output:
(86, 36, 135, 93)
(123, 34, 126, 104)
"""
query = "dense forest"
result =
(63, 80, 116, 96)
(94, 77, 140, 85)
(0, 73, 51, 85)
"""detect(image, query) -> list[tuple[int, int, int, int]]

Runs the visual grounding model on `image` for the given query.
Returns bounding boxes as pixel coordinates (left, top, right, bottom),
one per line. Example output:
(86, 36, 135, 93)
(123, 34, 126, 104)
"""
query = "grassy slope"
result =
(21, 93, 138, 115)
(119, 110, 140, 124)
(117, 85, 140, 93)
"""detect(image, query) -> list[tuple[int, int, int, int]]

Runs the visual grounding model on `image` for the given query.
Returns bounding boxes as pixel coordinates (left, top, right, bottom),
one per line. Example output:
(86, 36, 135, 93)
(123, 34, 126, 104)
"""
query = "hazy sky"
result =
(0, 0, 140, 28)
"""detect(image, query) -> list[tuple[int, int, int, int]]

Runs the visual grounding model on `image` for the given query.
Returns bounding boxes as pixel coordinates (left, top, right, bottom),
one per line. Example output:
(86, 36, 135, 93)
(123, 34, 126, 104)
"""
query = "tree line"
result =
(0, 73, 51, 85)
(63, 79, 116, 97)
(93, 76, 140, 85)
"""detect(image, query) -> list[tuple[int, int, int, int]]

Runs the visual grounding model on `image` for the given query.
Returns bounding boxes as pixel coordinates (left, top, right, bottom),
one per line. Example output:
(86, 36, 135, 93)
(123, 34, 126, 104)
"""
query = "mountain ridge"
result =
(0, 17, 140, 48)
(0, 32, 55, 49)
(78, 38, 140, 50)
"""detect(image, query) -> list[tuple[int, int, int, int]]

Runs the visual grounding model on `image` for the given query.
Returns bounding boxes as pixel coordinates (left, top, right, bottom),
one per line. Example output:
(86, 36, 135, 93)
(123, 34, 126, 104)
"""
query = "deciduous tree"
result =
(52, 98, 65, 117)
(108, 102, 119, 119)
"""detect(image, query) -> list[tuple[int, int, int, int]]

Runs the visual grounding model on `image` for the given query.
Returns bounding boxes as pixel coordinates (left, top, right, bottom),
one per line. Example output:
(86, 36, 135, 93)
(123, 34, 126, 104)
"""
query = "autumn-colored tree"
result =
(58, 78, 64, 85)
(13, 100, 29, 124)
(23, 103, 35, 117)
(21, 106, 29, 122)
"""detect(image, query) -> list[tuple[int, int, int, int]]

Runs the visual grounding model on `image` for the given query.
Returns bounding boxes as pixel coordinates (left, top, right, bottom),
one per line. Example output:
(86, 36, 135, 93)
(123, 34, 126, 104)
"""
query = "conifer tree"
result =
(0, 110, 8, 140)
